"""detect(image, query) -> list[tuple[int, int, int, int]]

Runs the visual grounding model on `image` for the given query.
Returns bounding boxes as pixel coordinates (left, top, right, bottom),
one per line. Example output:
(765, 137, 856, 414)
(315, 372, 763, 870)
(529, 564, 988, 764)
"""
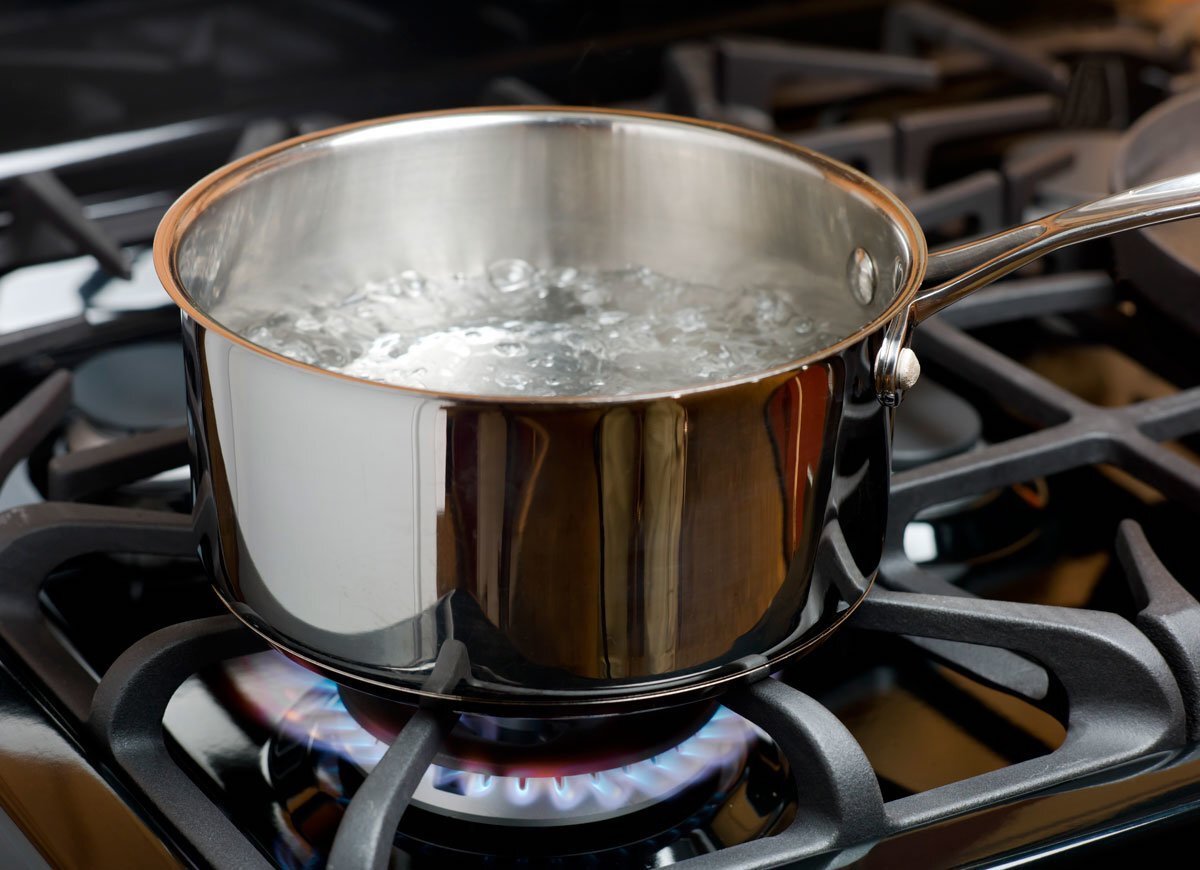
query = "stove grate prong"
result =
(853, 588, 1184, 830)
(1118, 520, 1200, 741)
(680, 677, 885, 869)
(12, 170, 131, 279)
(327, 640, 468, 870)
(47, 423, 189, 501)
(884, 2, 1070, 96)
(0, 501, 193, 720)
(87, 615, 269, 868)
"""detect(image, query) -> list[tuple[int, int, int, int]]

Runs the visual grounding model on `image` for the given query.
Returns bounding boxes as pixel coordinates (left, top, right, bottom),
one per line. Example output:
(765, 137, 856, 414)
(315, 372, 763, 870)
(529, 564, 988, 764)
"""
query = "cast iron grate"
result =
(0, 261, 1196, 867)
(0, 2, 1199, 867)
(0, 115, 312, 370)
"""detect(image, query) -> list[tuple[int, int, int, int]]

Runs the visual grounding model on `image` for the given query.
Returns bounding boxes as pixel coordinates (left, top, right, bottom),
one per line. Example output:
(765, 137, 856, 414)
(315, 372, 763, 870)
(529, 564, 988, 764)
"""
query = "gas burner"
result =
(892, 377, 983, 472)
(54, 340, 191, 496)
(72, 341, 186, 433)
(895, 378, 1049, 572)
(211, 652, 793, 862)
(339, 685, 720, 776)
(284, 684, 765, 826)
(4, 2, 1200, 867)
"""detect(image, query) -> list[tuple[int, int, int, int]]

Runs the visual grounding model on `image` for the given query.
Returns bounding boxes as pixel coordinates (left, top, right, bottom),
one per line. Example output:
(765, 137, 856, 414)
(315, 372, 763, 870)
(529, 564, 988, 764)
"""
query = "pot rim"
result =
(153, 105, 928, 406)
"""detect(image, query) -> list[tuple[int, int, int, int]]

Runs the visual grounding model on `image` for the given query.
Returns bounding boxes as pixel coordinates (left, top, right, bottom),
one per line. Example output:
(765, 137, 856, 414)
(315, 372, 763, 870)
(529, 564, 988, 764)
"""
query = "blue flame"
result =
(229, 651, 767, 825)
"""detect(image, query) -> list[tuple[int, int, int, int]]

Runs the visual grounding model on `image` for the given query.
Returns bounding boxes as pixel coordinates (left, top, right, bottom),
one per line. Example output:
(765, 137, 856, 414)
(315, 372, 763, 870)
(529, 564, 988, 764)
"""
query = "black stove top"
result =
(2, 1, 1200, 867)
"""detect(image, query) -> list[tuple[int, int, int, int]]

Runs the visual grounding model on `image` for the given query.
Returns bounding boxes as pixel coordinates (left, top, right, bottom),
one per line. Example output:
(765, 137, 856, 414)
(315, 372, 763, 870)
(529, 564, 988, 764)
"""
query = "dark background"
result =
(0, 0, 1123, 149)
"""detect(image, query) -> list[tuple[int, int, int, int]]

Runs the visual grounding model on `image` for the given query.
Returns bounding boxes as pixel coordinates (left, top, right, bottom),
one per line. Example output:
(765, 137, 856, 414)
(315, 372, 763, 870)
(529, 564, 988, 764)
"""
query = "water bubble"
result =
(578, 287, 609, 307)
(369, 333, 407, 359)
(545, 266, 579, 287)
(754, 290, 793, 326)
(598, 310, 628, 326)
(674, 308, 706, 333)
(315, 346, 346, 367)
(494, 341, 526, 358)
(488, 259, 535, 293)
(794, 318, 814, 335)
(397, 269, 427, 298)
(495, 371, 531, 392)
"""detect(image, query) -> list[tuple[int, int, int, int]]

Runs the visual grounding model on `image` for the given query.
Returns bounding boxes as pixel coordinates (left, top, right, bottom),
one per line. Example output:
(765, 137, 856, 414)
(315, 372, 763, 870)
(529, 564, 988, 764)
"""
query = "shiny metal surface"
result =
(184, 315, 888, 711)
(165, 108, 923, 401)
(915, 171, 1200, 323)
(157, 107, 1200, 711)
(160, 108, 906, 712)
(895, 347, 921, 392)
(875, 170, 1200, 404)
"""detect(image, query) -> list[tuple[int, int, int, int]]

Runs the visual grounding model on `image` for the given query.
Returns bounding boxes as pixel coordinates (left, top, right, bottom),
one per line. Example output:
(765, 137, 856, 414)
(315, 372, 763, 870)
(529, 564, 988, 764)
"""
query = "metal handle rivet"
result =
(896, 348, 921, 390)
(848, 247, 876, 305)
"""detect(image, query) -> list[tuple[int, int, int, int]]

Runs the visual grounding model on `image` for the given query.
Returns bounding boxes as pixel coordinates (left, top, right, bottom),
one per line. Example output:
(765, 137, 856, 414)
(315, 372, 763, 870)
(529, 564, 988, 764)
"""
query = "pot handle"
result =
(875, 170, 1200, 406)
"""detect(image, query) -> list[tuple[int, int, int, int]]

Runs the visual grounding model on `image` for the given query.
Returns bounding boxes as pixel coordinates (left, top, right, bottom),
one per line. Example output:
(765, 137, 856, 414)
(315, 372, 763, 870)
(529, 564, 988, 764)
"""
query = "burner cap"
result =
(339, 685, 719, 776)
(892, 378, 982, 472)
(73, 342, 186, 432)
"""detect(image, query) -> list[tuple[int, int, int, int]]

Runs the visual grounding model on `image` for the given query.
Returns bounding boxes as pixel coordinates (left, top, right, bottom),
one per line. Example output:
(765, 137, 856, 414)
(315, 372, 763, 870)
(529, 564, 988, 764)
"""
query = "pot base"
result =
(210, 571, 875, 718)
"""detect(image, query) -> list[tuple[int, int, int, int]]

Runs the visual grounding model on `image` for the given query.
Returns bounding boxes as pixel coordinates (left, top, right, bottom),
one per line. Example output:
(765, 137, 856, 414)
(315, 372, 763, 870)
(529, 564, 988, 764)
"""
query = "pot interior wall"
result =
(173, 110, 914, 364)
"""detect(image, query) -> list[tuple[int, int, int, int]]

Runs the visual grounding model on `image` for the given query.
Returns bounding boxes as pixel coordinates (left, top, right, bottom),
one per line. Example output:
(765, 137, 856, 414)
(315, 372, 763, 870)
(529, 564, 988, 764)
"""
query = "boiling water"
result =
(225, 260, 857, 397)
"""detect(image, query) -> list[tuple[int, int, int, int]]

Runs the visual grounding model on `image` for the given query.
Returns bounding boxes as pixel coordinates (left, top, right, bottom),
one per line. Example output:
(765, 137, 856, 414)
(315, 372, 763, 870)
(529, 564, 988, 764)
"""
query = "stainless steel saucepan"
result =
(154, 107, 1200, 716)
